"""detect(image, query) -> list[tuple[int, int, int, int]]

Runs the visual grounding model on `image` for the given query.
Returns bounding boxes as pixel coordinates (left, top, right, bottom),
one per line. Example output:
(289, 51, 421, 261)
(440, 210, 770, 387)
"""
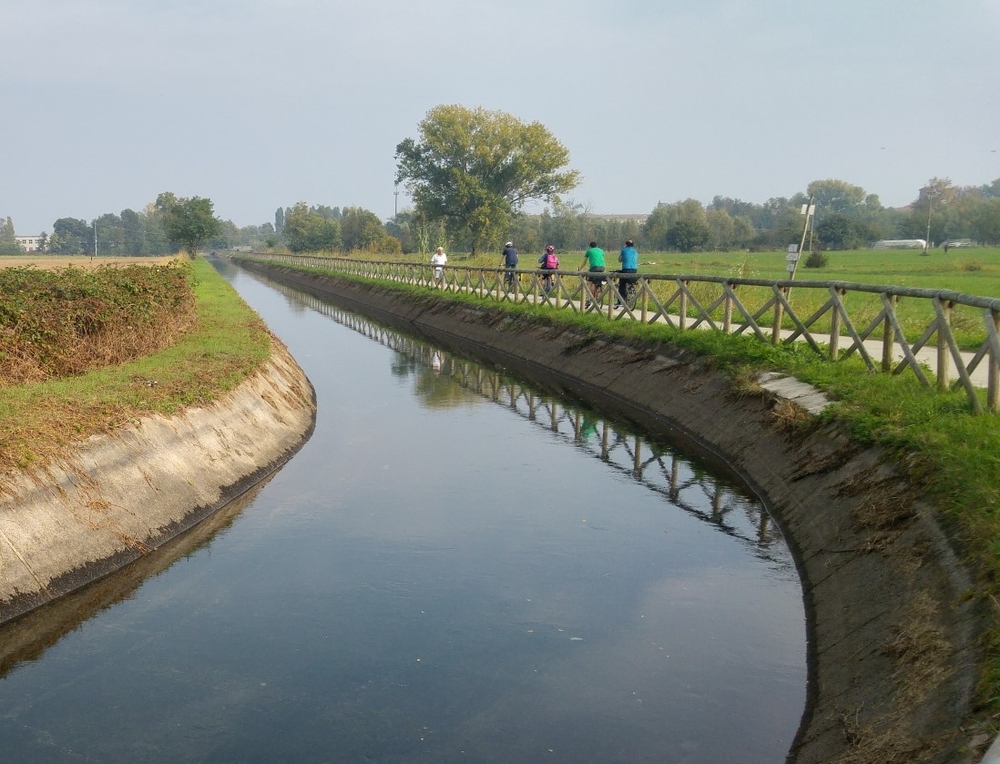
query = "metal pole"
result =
(788, 195, 814, 301)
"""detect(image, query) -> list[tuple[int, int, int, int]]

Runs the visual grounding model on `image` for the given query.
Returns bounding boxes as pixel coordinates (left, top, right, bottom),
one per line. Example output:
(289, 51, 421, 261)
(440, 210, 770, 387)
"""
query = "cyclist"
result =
(539, 245, 559, 292)
(500, 241, 518, 291)
(617, 239, 639, 307)
(578, 241, 606, 305)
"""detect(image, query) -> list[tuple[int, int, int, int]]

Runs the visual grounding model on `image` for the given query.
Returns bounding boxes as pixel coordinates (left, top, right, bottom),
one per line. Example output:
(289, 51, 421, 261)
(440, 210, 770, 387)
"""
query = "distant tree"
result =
(395, 104, 580, 254)
(275, 207, 285, 235)
(0, 217, 22, 255)
(643, 199, 710, 252)
(642, 204, 671, 250)
(807, 179, 868, 217)
(313, 205, 341, 221)
(340, 206, 389, 251)
(157, 194, 222, 257)
(981, 178, 1000, 199)
(540, 199, 590, 251)
(95, 213, 125, 255)
(384, 210, 420, 254)
(731, 215, 756, 249)
(902, 178, 959, 244)
(815, 214, 868, 250)
(666, 219, 710, 252)
(120, 208, 146, 254)
(706, 208, 736, 250)
(971, 198, 1000, 244)
(49, 217, 92, 254)
(283, 202, 342, 252)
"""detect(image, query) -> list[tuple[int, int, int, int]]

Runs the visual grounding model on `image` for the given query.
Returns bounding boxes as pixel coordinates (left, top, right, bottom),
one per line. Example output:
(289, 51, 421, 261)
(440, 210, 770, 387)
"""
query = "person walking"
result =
(617, 239, 639, 307)
(579, 241, 606, 305)
(431, 247, 448, 286)
(500, 241, 518, 291)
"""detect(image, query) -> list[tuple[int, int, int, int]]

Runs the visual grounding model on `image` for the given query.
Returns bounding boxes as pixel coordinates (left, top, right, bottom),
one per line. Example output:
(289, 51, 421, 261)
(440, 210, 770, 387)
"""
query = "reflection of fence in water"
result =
(264, 277, 792, 571)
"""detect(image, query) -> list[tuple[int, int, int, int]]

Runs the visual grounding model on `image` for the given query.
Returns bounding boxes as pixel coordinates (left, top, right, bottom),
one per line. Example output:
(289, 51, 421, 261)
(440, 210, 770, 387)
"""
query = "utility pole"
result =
(93, 221, 97, 261)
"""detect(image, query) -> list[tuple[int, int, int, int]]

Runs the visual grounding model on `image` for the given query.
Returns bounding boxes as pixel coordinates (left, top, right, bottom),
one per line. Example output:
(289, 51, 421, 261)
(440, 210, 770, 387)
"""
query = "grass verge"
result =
(0, 258, 272, 481)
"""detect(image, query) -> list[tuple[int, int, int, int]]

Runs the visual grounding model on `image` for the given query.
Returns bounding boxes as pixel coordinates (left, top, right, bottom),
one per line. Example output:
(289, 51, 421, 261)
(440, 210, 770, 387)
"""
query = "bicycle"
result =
(540, 269, 556, 294)
(503, 268, 518, 292)
(616, 273, 640, 309)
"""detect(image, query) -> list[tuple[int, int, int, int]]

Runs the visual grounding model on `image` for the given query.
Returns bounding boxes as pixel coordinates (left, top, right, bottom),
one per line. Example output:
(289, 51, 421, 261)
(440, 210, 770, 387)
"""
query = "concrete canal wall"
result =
(241, 261, 990, 764)
(0, 338, 316, 626)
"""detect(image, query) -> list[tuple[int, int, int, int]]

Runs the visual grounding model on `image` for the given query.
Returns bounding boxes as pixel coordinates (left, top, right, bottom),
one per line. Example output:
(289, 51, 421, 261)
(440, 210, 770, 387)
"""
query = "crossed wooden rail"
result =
(235, 252, 1000, 414)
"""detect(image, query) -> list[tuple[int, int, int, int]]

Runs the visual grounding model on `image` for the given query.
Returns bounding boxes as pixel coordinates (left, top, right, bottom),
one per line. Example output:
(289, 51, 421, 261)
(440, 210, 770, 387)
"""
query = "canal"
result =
(0, 261, 807, 763)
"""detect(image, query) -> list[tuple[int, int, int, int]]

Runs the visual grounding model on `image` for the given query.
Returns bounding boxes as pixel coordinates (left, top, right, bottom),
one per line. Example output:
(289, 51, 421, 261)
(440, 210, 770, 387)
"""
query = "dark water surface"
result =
(0, 262, 806, 763)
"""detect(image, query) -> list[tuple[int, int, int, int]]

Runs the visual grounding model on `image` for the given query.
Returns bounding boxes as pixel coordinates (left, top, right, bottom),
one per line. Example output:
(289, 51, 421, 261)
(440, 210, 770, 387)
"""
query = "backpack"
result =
(543, 252, 559, 269)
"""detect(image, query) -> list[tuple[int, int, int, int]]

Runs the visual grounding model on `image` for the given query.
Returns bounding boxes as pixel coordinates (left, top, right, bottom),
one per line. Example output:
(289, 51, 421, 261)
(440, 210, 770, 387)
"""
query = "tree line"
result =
(6, 104, 1000, 258)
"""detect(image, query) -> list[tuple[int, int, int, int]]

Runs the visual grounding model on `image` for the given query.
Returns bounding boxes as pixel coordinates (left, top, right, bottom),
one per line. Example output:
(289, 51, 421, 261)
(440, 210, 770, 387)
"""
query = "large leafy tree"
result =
(49, 217, 93, 254)
(283, 202, 342, 252)
(340, 206, 389, 252)
(157, 193, 222, 257)
(395, 104, 580, 254)
(806, 179, 882, 220)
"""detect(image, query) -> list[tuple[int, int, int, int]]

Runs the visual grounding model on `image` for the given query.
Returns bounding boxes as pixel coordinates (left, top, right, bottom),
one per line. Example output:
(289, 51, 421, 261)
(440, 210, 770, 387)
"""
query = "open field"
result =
(452, 246, 1000, 295)
(640, 246, 1000, 295)
(0, 255, 181, 270)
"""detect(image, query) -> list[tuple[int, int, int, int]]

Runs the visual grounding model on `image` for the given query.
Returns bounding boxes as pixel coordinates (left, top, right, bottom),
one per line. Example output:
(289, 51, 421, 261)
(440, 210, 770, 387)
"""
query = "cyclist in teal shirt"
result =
(579, 241, 606, 304)
(617, 239, 639, 306)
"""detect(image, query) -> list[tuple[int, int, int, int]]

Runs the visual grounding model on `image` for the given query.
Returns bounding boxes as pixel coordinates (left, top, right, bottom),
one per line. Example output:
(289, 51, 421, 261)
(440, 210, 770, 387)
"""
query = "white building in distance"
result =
(15, 235, 45, 252)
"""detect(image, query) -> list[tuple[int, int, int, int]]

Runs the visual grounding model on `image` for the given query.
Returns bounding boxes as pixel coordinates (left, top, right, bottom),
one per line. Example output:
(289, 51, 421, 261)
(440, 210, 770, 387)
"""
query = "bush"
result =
(0, 262, 196, 385)
(804, 251, 829, 269)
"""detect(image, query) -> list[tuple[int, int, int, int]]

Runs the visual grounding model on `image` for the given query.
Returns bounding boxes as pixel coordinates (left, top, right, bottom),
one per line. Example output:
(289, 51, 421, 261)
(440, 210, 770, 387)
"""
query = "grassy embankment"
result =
(295, 246, 1000, 712)
(0, 257, 272, 481)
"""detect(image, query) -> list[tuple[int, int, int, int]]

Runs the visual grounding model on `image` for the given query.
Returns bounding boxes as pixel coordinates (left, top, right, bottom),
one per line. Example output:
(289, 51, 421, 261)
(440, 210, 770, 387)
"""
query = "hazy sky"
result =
(5, 0, 1000, 235)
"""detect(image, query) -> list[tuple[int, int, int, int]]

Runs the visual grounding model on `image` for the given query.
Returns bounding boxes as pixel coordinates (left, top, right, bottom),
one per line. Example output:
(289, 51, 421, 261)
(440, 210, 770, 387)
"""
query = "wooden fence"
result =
(234, 252, 1000, 414)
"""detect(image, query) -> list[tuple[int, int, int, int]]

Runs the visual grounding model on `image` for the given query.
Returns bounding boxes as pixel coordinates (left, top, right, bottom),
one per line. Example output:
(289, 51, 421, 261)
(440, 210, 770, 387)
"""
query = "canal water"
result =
(0, 262, 806, 763)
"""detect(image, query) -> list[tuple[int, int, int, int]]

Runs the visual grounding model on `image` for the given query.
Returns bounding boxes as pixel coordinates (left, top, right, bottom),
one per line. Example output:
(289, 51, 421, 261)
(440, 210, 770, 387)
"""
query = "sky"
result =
(4, 0, 1000, 235)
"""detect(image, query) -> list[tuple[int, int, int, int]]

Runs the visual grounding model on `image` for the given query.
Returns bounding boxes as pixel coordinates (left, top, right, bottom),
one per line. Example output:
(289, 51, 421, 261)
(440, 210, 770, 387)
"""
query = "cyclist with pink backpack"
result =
(538, 245, 559, 292)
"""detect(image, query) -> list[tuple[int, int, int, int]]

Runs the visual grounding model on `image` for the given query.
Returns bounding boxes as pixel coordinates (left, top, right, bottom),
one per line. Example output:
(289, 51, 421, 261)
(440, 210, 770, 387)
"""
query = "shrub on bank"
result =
(0, 262, 196, 386)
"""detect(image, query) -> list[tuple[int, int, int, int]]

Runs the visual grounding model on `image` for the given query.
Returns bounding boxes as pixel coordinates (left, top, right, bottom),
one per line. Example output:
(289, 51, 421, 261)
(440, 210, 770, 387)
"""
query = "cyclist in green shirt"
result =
(579, 241, 606, 304)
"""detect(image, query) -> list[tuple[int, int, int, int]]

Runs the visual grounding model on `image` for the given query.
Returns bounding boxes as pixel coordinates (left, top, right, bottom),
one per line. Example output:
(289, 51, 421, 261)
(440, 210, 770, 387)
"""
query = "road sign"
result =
(786, 262, 796, 273)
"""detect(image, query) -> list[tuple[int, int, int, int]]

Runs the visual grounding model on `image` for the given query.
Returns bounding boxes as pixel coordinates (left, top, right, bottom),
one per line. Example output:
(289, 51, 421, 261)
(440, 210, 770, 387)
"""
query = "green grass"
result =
(0, 258, 272, 477)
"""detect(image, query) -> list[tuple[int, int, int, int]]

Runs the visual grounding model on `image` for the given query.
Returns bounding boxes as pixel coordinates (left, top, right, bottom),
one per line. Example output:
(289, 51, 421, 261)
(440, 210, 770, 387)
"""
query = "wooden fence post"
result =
(723, 286, 733, 334)
(772, 289, 784, 345)
(937, 298, 952, 392)
(679, 282, 688, 331)
(882, 294, 897, 372)
(829, 288, 844, 360)
(990, 309, 1000, 413)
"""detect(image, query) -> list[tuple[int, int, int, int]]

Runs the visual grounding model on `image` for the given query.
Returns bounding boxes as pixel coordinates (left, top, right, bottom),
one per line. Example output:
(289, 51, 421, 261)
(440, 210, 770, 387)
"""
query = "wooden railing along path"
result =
(235, 252, 1000, 414)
